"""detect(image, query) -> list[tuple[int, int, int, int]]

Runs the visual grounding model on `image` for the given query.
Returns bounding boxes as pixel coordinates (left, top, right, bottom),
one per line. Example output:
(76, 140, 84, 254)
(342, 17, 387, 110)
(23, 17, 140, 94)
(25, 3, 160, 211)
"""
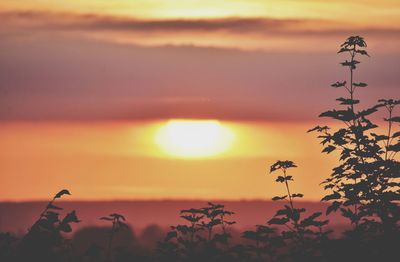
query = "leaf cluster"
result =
(100, 213, 129, 232)
(158, 202, 236, 261)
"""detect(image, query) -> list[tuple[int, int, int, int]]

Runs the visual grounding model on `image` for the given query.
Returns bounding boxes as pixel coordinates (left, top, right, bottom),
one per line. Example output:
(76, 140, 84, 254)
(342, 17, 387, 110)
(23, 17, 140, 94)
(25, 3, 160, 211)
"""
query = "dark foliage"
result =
(309, 36, 400, 237)
(157, 202, 236, 262)
(17, 190, 80, 262)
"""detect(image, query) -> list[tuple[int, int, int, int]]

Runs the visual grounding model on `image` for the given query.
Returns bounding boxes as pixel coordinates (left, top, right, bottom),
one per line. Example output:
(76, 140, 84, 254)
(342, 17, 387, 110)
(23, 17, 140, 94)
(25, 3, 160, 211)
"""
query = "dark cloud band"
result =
(2, 11, 400, 37)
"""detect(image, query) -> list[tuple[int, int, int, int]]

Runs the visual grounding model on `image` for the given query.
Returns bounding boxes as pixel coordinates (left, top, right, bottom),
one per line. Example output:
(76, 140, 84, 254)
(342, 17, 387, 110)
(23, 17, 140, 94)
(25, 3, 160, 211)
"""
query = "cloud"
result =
(2, 10, 400, 53)
(2, 10, 400, 37)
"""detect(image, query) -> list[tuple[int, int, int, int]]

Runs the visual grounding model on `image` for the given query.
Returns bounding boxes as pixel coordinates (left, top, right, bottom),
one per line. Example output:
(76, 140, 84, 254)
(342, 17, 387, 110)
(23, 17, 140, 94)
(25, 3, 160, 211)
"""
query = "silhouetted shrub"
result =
(157, 202, 236, 262)
(18, 189, 80, 262)
(309, 36, 400, 237)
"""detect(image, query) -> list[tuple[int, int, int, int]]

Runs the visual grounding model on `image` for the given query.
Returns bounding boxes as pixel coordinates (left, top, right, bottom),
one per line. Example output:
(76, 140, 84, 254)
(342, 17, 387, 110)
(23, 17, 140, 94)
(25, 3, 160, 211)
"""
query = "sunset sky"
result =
(0, 0, 399, 201)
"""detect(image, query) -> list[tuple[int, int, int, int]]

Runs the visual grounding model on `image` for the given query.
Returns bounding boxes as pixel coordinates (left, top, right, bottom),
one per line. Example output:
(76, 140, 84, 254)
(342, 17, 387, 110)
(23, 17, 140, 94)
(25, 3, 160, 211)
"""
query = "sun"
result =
(155, 119, 235, 158)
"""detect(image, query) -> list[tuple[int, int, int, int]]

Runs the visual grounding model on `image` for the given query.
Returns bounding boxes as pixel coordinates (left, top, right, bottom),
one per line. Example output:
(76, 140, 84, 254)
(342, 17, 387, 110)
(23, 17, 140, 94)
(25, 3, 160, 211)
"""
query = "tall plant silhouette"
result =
(267, 160, 329, 260)
(309, 36, 400, 235)
(100, 213, 128, 260)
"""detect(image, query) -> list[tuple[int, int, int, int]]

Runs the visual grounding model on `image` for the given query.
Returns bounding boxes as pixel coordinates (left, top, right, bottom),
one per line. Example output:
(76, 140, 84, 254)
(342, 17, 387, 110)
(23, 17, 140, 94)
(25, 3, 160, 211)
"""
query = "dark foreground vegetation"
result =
(1, 36, 399, 262)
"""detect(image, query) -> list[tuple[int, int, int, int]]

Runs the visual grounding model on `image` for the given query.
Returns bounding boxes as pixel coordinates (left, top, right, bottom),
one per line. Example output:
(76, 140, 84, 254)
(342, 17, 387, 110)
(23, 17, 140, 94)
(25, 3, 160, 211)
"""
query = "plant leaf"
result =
(55, 189, 71, 199)
(321, 192, 341, 202)
(268, 217, 289, 225)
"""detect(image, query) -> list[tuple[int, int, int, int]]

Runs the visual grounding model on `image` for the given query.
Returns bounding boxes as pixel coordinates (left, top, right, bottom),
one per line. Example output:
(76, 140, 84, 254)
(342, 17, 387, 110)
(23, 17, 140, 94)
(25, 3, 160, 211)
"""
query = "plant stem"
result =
(385, 108, 393, 161)
(283, 169, 294, 210)
(107, 220, 115, 260)
(349, 46, 361, 228)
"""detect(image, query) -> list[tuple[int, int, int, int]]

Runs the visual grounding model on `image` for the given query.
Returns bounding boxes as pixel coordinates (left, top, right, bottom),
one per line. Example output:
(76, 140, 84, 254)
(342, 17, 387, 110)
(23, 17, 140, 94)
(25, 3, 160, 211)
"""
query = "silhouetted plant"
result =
(267, 160, 329, 261)
(157, 207, 204, 262)
(309, 36, 400, 236)
(200, 202, 235, 246)
(25, 189, 74, 234)
(157, 202, 236, 261)
(100, 213, 129, 260)
(18, 189, 80, 262)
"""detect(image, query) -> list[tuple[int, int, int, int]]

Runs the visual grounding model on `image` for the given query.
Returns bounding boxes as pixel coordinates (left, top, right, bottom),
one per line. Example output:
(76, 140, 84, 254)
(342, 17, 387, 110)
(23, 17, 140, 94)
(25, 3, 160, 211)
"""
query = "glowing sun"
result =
(155, 120, 235, 158)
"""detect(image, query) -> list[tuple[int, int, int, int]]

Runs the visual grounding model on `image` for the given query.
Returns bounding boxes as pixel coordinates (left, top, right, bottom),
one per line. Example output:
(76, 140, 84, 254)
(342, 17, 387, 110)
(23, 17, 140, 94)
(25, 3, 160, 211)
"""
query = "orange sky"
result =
(0, 0, 399, 201)
(0, 120, 338, 201)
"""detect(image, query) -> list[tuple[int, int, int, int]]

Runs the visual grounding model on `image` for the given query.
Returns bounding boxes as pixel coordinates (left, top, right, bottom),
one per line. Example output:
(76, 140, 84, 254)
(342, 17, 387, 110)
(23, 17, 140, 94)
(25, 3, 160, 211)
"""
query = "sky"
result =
(0, 0, 399, 201)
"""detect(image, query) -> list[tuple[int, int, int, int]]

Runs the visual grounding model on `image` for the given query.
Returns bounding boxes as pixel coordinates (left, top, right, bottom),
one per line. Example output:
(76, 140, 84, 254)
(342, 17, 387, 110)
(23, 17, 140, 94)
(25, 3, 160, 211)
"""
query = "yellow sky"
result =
(2, 0, 400, 24)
